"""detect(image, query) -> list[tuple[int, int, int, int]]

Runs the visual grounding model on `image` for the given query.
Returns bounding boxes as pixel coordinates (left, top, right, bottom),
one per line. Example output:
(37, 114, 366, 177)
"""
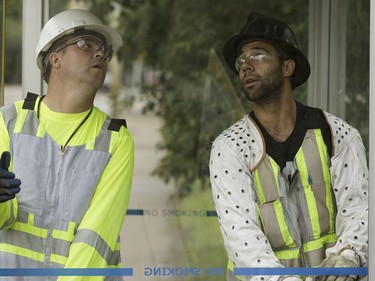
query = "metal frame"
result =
(308, 0, 347, 118)
(368, 1, 374, 279)
(21, 0, 49, 96)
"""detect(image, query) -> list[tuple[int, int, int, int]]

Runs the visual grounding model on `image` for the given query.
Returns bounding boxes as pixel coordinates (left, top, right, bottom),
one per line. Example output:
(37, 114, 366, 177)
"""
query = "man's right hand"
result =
(0, 151, 21, 203)
(317, 253, 358, 281)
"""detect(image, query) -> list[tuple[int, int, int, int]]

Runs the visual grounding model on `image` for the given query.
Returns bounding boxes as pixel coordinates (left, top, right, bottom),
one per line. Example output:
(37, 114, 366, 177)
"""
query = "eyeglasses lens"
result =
(235, 51, 273, 71)
(77, 38, 113, 61)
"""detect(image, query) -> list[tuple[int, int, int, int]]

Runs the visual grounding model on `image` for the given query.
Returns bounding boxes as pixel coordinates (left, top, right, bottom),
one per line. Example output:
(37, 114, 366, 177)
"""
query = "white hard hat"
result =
(36, 9, 123, 71)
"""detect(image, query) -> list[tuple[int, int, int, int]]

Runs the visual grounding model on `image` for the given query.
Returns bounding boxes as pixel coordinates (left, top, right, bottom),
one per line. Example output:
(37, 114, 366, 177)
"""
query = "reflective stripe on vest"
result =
(252, 129, 337, 267)
(0, 211, 121, 266)
(1, 200, 17, 229)
(74, 229, 122, 266)
(254, 156, 297, 250)
(295, 129, 336, 237)
(0, 101, 18, 135)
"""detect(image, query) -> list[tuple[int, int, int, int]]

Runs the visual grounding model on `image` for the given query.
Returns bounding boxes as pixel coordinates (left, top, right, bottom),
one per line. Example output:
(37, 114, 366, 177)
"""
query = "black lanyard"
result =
(36, 95, 93, 156)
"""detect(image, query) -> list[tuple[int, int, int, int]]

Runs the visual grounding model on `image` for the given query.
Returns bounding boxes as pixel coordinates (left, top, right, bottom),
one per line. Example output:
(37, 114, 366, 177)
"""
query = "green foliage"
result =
(344, 0, 370, 151)
(112, 0, 311, 196)
(2, 0, 22, 84)
(150, 76, 205, 196)
(2, 0, 69, 84)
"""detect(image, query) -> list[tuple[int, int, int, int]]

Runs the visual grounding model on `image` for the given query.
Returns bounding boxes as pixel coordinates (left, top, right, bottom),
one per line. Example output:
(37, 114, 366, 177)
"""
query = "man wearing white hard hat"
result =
(0, 9, 134, 280)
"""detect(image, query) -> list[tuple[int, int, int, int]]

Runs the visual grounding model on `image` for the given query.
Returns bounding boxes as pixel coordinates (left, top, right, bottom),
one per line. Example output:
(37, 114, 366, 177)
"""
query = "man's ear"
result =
(49, 52, 61, 69)
(283, 59, 296, 78)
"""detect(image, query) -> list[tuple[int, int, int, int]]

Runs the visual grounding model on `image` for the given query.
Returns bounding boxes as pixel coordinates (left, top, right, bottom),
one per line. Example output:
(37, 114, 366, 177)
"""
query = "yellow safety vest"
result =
(253, 128, 337, 267)
(226, 128, 337, 281)
(0, 93, 127, 278)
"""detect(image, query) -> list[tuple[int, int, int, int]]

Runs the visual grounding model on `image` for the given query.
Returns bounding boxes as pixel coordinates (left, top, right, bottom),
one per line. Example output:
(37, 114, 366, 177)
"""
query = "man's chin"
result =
(243, 89, 262, 102)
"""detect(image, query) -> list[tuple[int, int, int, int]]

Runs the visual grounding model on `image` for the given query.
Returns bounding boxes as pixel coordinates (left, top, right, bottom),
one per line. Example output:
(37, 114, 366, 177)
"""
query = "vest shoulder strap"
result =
(22, 92, 39, 110)
(303, 105, 333, 158)
(108, 118, 127, 131)
(22, 93, 128, 132)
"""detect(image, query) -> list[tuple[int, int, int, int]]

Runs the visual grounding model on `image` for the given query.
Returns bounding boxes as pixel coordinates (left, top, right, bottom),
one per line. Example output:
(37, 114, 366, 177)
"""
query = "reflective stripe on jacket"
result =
(0, 94, 124, 280)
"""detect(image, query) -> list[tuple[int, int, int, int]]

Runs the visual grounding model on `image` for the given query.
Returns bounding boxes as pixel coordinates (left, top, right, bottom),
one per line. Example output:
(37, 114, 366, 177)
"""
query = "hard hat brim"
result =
(40, 24, 123, 54)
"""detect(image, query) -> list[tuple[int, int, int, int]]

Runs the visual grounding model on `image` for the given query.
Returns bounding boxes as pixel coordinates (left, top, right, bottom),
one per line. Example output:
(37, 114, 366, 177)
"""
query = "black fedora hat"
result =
(223, 12, 310, 87)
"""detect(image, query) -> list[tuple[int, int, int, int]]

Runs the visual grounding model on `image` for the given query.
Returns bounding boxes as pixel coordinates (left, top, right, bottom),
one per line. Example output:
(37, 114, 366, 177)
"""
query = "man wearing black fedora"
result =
(209, 12, 368, 281)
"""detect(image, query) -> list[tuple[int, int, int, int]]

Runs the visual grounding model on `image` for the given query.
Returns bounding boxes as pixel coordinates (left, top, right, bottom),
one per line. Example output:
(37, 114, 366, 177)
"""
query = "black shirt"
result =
(250, 102, 332, 171)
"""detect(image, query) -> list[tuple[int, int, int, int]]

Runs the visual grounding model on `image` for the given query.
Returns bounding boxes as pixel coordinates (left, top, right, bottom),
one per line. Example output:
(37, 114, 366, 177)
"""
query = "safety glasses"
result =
(235, 50, 278, 72)
(55, 36, 113, 62)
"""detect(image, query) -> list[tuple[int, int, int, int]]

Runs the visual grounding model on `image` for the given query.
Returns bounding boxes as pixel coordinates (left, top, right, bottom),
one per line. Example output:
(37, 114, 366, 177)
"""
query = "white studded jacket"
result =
(209, 110, 368, 281)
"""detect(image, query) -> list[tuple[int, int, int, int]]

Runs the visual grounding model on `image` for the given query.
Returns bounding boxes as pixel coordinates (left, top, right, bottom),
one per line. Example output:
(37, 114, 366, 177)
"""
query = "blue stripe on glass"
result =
(0, 268, 133, 276)
(126, 209, 144, 215)
(234, 267, 368, 276)
(125, 209, 218, 216)
(206, 210, 218, 217)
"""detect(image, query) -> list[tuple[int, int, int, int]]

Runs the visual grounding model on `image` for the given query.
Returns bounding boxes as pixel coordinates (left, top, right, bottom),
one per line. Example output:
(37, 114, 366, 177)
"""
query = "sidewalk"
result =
(117, 97, 190, 280)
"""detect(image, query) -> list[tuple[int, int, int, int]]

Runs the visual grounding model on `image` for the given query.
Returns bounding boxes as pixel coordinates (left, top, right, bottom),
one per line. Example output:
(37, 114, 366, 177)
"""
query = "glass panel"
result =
(1, 0, 369, 280)
(2, 0, 22, 105)
(344, 0, 369, 151)
(114, 2, 311, 280)
(0, 1, 4, 105)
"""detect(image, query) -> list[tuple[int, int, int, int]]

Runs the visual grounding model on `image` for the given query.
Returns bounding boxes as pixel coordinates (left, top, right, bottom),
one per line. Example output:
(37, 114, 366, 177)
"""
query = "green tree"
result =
(345, 0, 370, 151)
(77, 0, 310, 196)
(79, 1, 370, 198)
(111, 0, 310, 196)
(2, 0, 22, 84)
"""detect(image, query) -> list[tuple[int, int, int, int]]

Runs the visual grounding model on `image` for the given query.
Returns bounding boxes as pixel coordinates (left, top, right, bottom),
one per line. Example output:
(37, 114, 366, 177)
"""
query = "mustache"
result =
(242, 70, 259, 84)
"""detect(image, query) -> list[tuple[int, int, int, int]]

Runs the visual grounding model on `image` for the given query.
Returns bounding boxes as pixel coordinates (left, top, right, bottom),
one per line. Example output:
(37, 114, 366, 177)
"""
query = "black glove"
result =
(0, 151, 21, 203)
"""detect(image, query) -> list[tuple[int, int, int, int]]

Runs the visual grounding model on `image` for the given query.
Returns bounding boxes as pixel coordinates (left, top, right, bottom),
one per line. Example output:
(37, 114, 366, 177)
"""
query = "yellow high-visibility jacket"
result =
(0, 93, 134, 281)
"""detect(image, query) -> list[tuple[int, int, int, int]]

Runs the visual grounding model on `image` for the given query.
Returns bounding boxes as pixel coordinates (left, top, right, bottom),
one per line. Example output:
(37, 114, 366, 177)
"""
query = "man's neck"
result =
(253, 94, 297, 142)
(43, 81, 96, 113)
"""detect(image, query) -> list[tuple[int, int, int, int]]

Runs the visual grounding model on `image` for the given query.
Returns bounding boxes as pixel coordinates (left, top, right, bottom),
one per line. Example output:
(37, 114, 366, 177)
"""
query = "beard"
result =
(241, 64, 284, 105)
